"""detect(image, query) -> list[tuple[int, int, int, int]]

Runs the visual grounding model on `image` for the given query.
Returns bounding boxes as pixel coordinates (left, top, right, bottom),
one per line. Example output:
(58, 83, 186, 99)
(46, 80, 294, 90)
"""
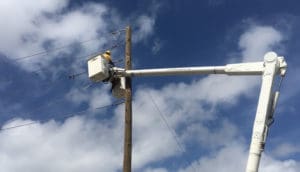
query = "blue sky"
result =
(0, 0, 300, 171)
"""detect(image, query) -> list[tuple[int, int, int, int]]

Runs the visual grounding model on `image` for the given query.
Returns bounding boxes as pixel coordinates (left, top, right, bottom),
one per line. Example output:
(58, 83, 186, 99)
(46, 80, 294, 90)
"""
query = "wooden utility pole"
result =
(123, 26, 132, 172)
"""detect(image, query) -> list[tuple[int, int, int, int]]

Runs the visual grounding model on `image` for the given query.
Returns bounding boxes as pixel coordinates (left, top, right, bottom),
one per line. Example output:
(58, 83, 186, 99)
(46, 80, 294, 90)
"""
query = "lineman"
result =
(102, 50, 114, 66)
(101, 50, 115, 83)
(101, 50, 120, 94)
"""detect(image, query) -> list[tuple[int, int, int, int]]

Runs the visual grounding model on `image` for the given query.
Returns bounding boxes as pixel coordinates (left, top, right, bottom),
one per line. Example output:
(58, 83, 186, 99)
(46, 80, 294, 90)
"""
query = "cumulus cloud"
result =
(66, 85, 112, 109)
(0, 116, 123, 172)
(0, 0, 159, 72)
(133, 15, 155, 43)
(0, 0, 109, 71)
(272, 143, 300, 158)
(176, 25, 294, 171)
(181, 119, 240, 149)
(129, 24, 285, 170)
(0, 2, 293, 170)
(260, 155, 300, 172)
(239, 26, 283, 62)
(179, 143, 300, 172)
(130, 25, 286, 170)
(0, 1, 166, 171)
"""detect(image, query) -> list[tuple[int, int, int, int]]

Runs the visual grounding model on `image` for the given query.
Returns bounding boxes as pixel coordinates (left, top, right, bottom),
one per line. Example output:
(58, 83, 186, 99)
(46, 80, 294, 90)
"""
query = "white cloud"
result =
(132, 1, 162, 44)
(182, 119, 240, 149)
(0, 116, 124, 172)
(132, 90, 182, 169)
(66, 85, 112, 109)
(176, 25, 294, 172)
(131, 25, 286, 170)
(0, 0, 109, 71)
(0, 0, 67, 56)
(0, 0, 159, 72)
(133, 15, 156, 43)
(179, 143, 247, 172)
(0, 4, 293, 170)
(239, 26, 283, 62)
(0, 96, 181, 172)
(179, 142, 300, 172)
(272, 143, 300, 158)
(144, 168, 168, 172)
(260, 155, 300, 172)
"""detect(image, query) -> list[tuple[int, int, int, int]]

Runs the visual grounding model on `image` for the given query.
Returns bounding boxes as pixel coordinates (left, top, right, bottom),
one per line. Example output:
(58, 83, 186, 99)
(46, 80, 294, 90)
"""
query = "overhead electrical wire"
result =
(2, 27, 124, 133)
(29, 40, 124, 77)
(14, 38, 99, 61)
(0, 36, 124, 112)
(0, 28, 126, 89)
(147, 92, 198, 171)
(0, 36, 125, 98)
(2, 43, 122, 113)
(0, 100, 124, 132)
(147, 92, 186, 153)
(2, 29, 125, 84)
(28, 42, 124, 88)
(1, 37, 125, 120)
(0, 71, 112, 125)
(12, 29, 126, 62)
(68, 71, 87, 80)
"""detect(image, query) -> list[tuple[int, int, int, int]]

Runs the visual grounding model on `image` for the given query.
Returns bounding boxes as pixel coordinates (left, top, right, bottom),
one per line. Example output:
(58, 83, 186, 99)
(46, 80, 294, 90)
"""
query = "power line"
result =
(147, 92, 185, 153)
(0, 100, 124, 132)
(12, 29, 126, 62)
(1, 30, 124, 70)
(29, 40, 124, 77)
(0, 77, 102, 127)
(0, 31, 125, 81)
(1, 40, 124, 96)
(14, 38, 98, 61)
(28, 41, 124, 85)
(2, 41, 122, 114)
(68, 71, 87, 80)
(147, 92, 198, 172)
(82, 40, 125, 61)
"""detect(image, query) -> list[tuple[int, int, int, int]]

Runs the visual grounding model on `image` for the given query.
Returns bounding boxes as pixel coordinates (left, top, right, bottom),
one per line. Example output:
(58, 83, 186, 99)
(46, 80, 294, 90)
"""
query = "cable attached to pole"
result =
(0, 100, 124, 132)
